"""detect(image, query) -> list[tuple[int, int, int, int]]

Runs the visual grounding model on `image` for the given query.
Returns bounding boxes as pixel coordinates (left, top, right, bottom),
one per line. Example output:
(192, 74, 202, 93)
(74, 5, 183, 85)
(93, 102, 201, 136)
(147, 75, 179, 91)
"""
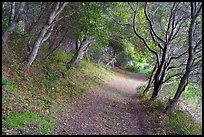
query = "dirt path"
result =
(54, 69, 154, 135)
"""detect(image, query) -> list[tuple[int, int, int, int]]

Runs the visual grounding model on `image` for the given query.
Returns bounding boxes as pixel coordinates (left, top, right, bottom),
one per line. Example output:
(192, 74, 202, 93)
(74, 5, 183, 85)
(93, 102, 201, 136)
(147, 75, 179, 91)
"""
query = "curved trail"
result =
(54, 69, 153, 135)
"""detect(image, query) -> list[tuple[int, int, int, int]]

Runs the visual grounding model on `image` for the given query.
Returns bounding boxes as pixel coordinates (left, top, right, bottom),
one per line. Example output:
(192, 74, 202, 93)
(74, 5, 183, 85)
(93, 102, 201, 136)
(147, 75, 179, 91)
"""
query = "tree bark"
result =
(68, 38, 94, 67)
(143, 63, 157, 94)
(2, 2, 25, 65)
(165, 2, 200, 113)
(26, 24, 50, 65)
(150, 46, 168, 101)
(25, 2, 68, 66)
(2, 2, 25, 43)
(9, 2, 16, 25)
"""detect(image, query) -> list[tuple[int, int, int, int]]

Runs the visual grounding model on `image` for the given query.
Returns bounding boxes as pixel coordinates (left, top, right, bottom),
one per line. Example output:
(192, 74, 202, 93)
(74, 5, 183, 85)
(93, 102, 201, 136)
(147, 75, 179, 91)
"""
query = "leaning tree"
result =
(166, 2, 202, 112)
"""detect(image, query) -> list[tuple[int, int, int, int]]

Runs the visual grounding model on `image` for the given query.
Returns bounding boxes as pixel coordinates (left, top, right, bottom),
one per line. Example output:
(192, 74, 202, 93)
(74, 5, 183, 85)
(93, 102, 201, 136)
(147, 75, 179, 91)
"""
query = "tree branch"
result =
(170, 51, 187, 61)
(194, 3, 202, 18)
(144, 2, 166, 44)
(162, 73, 181, 84)
(112, 18, 133, 27)
(133, 3, 160, 65)
(166, 2, 176, 42)
(128, 2, 135, 12)
(9, 2, 16, 24)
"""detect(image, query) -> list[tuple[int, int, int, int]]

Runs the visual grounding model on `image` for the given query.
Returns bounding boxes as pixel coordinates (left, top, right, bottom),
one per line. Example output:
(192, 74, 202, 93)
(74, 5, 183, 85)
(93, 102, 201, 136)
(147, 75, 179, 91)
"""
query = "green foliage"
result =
(49, 49, 74, 64)
(75, 2, 111, 48)
(162, 82, 202, 111)
(162, 82, 179, 98)
(146, 99, 165, 114)
(121, 40, 153, 76)
(2, 111, 55, 134)
(40, 49, 74, 74)
(2, 2, 10, 32)
(182, 83, 202, 106)
(165, 110, 202, 135)
(2, 76, 9, 88)
(2, 17, 9, 32)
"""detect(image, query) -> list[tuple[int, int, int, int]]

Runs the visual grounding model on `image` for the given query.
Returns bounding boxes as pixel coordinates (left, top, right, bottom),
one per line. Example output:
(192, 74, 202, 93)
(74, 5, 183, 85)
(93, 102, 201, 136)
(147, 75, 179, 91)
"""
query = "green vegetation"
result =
(138, 84, 202, 135)
(165, 110, 202, 135)
(2, 111, 55, 134)
(2, 44, 113, 134)
(2, 2, 202, 135)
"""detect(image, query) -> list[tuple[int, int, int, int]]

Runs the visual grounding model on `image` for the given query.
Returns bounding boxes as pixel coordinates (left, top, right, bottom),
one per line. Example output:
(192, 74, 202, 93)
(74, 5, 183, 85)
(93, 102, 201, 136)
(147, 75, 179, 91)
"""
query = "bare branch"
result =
(151, 3, 161, 16)
(190, 72, 202, 76)
(169, 50, 187, 64)
(50, 12, 75, 27)
(144, 2, 166, 44)
(166, 2, 176, 42)
(161, 78, 179, 90)
(128, 2, 135, 12)
(194, 3, 202, 18)
(170, 17, 187, 41)
(55, 2, 69, 16)
(162, 73, 181, 84)
(192, 63, 202, 71)
(192, 58, 202, 67)
(193, 38, 202, 51)
(41, 24, 55, 44)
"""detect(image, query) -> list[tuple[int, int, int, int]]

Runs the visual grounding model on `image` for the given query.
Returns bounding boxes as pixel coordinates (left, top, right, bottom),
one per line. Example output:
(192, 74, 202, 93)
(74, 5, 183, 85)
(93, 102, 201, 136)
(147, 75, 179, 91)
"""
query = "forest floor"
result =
(54, 68, 164, 135)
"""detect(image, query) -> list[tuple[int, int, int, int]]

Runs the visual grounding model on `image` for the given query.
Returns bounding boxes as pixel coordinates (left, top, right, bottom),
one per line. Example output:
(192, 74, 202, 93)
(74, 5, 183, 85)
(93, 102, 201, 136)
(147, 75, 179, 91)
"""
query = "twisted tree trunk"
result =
(166, 2, 201, 113)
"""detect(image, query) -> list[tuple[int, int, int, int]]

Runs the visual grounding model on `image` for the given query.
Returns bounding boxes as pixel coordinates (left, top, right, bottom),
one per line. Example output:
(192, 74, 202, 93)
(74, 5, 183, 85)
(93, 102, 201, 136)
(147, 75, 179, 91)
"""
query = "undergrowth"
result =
(2, 43, 112, 135)
(137, 84, 202, 135)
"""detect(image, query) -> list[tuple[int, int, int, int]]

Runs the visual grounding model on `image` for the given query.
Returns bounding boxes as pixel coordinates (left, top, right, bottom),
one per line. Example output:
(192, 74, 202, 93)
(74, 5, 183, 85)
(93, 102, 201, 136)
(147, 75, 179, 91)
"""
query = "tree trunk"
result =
(9, 2, 16, 25)
(68, 38, 94, 67)
(2, 21, 18, 64)
(143, 63, 157, 95)
(26, 25, 50, 65)
(68, 44, 88, 66)
(2, 2, 25, 65)
(106, 56, 116, 67)
(2, 21, 18, 44)
(25, 2, 68, 66)
(150, 45, 168, 100)
(69, 50, 82, 66)
(165, 2, 198, 113)
(149, 63, 163, 100)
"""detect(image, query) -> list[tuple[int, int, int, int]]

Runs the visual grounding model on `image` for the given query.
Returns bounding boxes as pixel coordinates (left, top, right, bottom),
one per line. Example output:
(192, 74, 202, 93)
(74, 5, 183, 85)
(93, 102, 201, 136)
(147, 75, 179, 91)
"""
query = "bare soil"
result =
(54, 68, 160, 135)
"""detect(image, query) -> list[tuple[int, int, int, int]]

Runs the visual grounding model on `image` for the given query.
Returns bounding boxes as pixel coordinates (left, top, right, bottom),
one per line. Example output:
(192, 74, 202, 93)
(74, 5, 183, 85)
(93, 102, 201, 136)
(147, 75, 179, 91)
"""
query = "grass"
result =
(165, 110, 202, 135)
(2, 111, 55, 134)
(2, 41, 113, 134)
(137, 84, 202, 135)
